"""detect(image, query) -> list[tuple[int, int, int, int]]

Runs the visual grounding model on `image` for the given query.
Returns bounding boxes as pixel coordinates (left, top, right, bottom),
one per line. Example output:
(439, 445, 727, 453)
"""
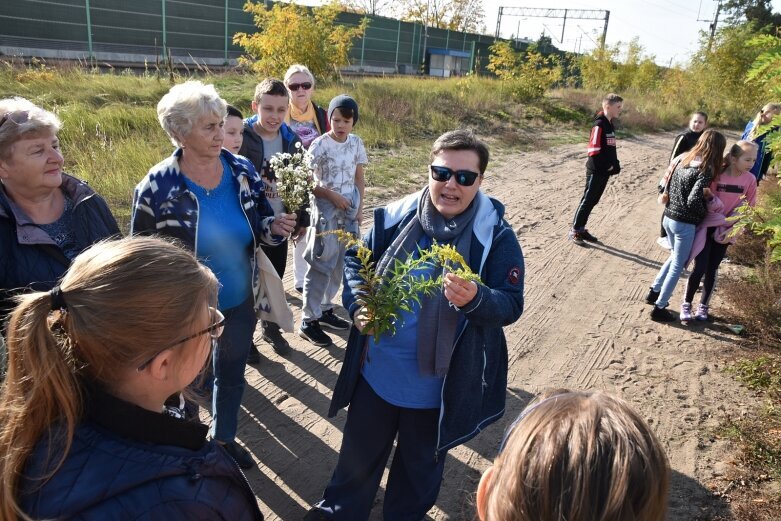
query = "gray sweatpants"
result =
(302, 188, 360, 323)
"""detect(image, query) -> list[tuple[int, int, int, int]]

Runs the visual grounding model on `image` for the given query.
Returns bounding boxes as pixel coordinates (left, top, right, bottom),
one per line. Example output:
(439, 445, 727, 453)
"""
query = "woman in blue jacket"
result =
(306, 129, 525, 521)
(1, 237, 263, 520)
(0, 97, 119, 325)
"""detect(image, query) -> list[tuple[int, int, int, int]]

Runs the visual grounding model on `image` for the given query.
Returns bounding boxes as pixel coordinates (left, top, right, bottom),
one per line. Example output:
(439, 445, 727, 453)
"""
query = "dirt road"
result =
(234, 131, 748, 520)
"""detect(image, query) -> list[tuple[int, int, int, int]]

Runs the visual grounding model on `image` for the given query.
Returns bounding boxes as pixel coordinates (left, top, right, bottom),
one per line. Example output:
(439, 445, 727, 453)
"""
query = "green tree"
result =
(486, 41, 520, 80)
(234, 0, 367, 79)
(487, 41, 561, 101)
(723, 0, 781, 29)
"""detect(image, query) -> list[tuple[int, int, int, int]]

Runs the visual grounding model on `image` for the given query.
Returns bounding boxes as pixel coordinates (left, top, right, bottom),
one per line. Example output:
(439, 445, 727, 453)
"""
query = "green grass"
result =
(0, 62, 714, 231)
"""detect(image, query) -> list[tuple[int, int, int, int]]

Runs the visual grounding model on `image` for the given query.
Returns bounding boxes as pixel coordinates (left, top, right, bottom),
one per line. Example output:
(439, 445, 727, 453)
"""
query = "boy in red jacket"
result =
(569, 93, 623, 244)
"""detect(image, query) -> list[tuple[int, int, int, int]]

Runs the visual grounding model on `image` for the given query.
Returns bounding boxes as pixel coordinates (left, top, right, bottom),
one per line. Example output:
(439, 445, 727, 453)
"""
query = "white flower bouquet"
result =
(268, 142, 315, 213)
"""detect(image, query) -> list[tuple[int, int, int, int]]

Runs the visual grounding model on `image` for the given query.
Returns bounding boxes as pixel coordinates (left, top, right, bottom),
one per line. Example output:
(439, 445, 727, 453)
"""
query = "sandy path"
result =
(233, 131, 746, 520)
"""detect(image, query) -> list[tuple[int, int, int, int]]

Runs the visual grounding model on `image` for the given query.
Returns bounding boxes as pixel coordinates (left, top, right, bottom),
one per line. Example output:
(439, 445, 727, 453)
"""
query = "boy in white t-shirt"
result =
(299, 95, 367, 346)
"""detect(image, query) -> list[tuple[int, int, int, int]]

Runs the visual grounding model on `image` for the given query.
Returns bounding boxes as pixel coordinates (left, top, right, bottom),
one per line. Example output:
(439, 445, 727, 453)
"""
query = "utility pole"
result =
(708, 1, 721, 51)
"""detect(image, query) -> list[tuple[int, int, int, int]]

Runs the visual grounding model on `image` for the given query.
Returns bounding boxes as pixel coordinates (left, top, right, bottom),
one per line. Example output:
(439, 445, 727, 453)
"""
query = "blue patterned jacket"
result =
(130, 149, 282, 311)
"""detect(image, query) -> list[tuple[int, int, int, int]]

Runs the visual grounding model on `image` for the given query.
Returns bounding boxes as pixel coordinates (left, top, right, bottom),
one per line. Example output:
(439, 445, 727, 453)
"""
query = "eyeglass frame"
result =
(287, 82, 313, 91)
(429, 164, 481, 187)
(0, 110, 30, 129)
(136, 307, 225, 371)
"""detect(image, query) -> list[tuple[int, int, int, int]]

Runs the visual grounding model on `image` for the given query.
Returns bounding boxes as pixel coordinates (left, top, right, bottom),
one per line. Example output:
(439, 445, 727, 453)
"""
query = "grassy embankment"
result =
(0, 63, 702, 230)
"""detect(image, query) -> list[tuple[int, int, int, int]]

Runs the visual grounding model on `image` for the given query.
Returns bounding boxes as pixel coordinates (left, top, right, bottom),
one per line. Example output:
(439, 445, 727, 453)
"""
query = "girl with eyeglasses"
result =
(476, 390, 669, 521)
(0, 237, 264, 521)
(305, 129, 524, 520)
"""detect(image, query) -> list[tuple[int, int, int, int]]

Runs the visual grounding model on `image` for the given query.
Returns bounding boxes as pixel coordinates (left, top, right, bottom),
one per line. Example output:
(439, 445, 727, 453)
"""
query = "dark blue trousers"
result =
(315, 376, 446, 520)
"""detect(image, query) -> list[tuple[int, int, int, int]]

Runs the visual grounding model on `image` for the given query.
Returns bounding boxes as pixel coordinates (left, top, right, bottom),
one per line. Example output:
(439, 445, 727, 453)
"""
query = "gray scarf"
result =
(376, 187, 478, 377)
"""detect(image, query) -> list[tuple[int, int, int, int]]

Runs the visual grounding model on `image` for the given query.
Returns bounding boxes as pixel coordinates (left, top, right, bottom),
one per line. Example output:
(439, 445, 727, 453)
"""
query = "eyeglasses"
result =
(137, 307, 225, 371)
(0, 110, 29, 128)
(430, 165, 481, 187)
(288, 82, 312, 92)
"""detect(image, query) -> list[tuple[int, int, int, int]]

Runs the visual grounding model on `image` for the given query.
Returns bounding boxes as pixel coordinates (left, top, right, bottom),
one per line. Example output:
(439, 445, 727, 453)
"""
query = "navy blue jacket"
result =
(330, 190, 525, 458)
(19, 386, 264, 520)
(0, 175, 120, 322)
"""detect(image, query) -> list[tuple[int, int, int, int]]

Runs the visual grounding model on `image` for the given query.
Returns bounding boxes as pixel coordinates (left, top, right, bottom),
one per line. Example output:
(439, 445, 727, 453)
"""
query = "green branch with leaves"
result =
(329, 230, 480, 343)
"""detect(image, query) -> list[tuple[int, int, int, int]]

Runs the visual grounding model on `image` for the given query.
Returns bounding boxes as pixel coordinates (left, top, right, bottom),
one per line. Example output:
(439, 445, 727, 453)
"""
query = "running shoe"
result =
(580, 229, 599, 242)
(299, 320, 332, 346)
(262, 326, 291, 356)
(680, 302, 693, 322)
(695, 303, 709, 321)
(645, 288, 660, 305)
(656, 236, 672, 250)
(319, 309, 350, 330)
(568, 229, 585, 245)
(650, 306, 676, 322)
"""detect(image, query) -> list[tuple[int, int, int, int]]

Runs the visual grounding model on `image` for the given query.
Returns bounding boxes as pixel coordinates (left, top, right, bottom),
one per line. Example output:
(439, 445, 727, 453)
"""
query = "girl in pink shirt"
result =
(682, 141, 758, 321)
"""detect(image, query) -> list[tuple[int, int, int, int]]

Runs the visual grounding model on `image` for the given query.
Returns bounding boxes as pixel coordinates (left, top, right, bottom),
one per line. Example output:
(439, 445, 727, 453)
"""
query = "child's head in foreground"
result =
(477, 390, 669, 521)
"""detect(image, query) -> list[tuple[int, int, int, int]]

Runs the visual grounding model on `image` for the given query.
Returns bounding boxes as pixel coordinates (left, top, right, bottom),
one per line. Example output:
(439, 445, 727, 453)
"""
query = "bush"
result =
(721, 178, 781, 346)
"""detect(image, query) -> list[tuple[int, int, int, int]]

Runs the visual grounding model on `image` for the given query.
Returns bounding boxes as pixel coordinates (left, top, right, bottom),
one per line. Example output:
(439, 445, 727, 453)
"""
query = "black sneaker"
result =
(299, 320, 332, 346)
(650, 306, 676, 322)
(262, 326, 291, 356)
(245, 342, 261, 365)
(319, 309, 350, 330)
(580, 229, 599, 242)
(645, 288, 660, 305)
(221, 440, 255, 469)
(568, 229, 585, 245)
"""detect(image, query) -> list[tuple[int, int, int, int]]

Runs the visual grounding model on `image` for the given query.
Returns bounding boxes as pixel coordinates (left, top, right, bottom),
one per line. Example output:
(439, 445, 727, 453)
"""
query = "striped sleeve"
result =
(587, 125, 602, 156)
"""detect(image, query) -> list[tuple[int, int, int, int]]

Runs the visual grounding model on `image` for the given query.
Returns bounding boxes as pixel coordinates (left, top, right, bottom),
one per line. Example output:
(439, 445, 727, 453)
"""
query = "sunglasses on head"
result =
(137, 307, 225, 371)
(0, 110, 30, 129)
(288, 82, 312, 92)
(430, 165, 481, 187)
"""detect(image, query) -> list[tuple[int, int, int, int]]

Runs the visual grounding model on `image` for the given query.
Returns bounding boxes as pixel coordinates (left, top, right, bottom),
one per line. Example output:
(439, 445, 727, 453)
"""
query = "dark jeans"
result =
(314, 377, 447, 521)
(573, 172, 610, 230)
(211, 295, 257, 442)
(262, 239, 288, 279)
(685, 229, 729, 305)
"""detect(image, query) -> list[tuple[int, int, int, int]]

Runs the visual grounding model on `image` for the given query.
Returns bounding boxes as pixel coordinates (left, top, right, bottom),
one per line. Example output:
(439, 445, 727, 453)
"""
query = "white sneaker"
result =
(656, 236, 672, 250)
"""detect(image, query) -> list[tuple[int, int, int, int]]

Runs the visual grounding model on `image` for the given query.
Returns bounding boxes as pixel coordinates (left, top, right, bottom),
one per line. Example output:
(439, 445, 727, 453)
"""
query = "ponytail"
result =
(0, 292, 82, 521)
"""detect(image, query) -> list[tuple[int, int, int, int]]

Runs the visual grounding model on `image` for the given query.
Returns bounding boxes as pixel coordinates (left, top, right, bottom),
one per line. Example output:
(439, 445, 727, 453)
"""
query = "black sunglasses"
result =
(288, 82, 312, 92)
(430, 165, 481, 187)
(0, 110, 30, 128)
(137, 307, 225, 371)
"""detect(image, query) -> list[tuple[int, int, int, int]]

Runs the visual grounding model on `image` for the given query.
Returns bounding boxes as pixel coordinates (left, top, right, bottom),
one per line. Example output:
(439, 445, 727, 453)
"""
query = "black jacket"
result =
(664, 162, 713, 225)
(0, 175, 120, 323)
(670, 129, 703, 162)
(239, 116, 309, 227)
(586, 113, 620, 176)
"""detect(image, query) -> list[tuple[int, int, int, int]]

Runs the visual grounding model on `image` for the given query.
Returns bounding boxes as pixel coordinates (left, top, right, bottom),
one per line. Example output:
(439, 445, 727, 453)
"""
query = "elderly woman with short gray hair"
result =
(131, 80, 297, 470)
(0, 97, 119, 324)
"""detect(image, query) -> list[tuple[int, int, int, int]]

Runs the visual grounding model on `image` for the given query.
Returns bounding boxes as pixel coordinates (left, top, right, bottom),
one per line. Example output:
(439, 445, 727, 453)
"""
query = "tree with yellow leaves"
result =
(234, 0, 368, 79)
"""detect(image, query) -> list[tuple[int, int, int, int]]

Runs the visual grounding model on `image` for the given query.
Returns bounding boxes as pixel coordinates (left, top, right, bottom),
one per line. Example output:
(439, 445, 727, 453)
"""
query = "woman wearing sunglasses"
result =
(0, 97, 119, 328)
(306, 129, 525, 521)
(284, 64, 330, 296)
(0, 237, 264, 521)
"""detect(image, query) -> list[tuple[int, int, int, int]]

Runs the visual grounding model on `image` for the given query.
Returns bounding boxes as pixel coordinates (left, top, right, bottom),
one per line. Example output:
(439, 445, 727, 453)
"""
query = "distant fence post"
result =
(84, 0, 93, 60)
(411, 23, 417, 67)
(445, 28, 449, 49)
(224, 0, 228, 64)
(360, 23, 366, 67)
(394, 19, 400, 69)
(161, 0, 167, 59)
(469, 40, 476, 73)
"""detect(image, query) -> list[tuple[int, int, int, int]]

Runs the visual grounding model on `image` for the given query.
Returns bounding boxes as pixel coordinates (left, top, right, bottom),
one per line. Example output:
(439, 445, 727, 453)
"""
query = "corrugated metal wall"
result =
(0, 0, 504, 72)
